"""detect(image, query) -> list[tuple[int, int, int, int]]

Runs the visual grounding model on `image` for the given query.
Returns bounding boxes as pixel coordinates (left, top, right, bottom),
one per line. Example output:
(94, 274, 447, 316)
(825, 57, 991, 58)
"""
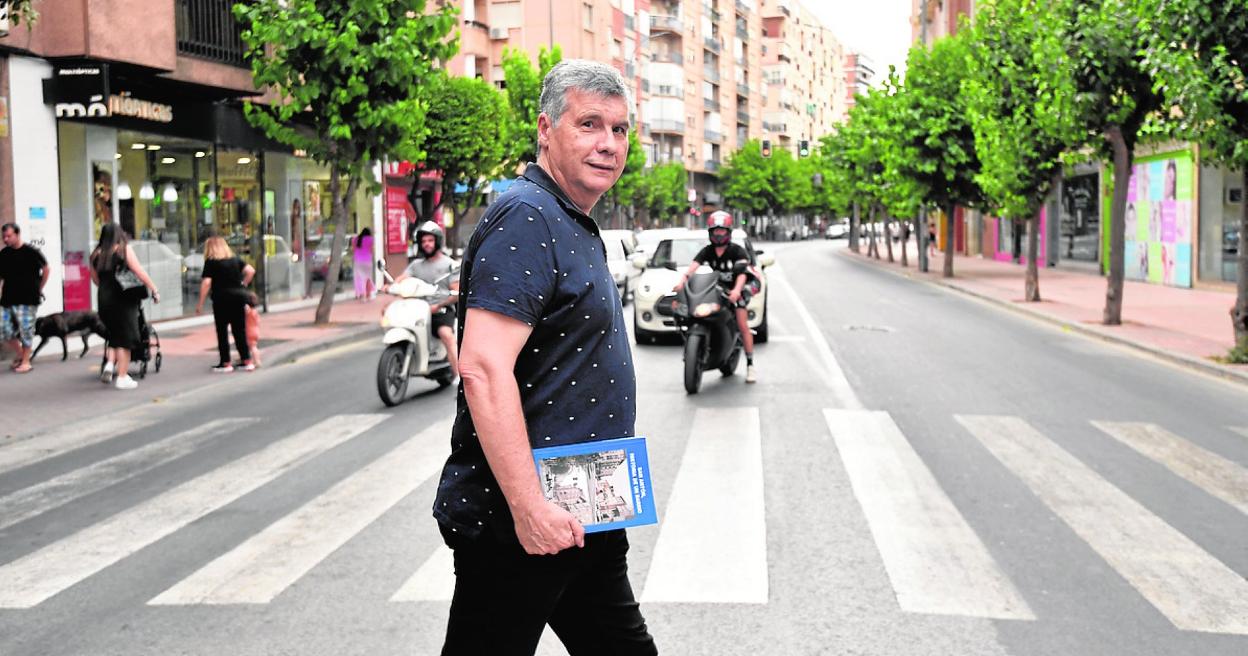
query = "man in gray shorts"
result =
(390, 221, 459, 376)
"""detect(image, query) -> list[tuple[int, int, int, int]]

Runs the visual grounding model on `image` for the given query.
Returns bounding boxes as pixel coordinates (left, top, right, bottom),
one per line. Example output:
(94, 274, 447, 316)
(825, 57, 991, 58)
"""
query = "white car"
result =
(634, 227, 689, 259)
(600, 229, 640, 305)
(632, 229, 774, 344)
(825, 220, 849, 239)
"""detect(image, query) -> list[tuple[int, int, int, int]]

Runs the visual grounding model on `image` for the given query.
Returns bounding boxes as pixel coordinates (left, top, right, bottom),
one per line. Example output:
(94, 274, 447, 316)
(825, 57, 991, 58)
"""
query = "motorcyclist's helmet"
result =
(415, 221, 444, 255)
(707, 211, 733, 246)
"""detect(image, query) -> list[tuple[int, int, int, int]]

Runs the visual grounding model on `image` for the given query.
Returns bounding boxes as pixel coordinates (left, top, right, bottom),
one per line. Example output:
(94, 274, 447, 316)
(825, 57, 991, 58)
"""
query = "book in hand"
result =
(532, 436, 657, 533)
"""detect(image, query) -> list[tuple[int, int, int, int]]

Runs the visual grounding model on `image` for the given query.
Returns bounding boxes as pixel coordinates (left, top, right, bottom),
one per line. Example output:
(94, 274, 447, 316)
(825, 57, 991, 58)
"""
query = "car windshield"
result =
(650, 239, 706, 269)
(603, 237, 627, 261)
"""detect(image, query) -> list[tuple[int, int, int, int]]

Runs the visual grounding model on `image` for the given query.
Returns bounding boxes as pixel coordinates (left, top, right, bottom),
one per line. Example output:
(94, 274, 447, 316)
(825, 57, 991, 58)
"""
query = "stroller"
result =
(98, 307, 163, 379)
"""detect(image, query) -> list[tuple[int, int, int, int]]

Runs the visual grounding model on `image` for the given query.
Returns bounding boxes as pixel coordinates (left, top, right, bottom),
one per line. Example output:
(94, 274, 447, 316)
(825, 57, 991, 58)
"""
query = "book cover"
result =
(532, 436, 657, 533)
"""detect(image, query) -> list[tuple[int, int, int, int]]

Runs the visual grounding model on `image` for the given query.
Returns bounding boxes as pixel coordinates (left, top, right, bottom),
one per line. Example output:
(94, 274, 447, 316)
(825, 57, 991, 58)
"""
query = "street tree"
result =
(638, 162, 688, 226)
(1147, 0, 1248, 349)
(721, 140, 777, 223)
(964, 0, 1079, 301)
(234, 0, 457, 324)
(896, 34, 986, 277)
(499, 45, 563, 172)
(3, 0, 38, 25)
(1054, 0, 1163, 324)
(601, 130, 646, 229)
(422, 74, 509, 255)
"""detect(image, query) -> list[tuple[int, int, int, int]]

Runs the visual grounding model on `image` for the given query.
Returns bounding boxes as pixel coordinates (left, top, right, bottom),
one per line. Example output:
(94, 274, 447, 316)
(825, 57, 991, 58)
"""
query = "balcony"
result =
(704, 36, 722, 54)
(625, 62, 636, 78)
(703, 66, 721, 83)
(703, 97, 720, 111)
(653, 51, 684, 65)
(736, 0, 751, 14)
(641, 79, 651, 93)
(778, 42, 794, 62)
(736, 25, 748, 39)
(736, 108, 750, 123)
(704, 159, 722, 172)
(625, 15, 635, 31)
(704, 129, 723, 142)
(176, 0, 247, 67)
(653, 84, 685, 98)
(763, 121, 787, 134)
(651, 119, 686, 134)
(651, 15, 684, 33)
(737, 82, 750, 96)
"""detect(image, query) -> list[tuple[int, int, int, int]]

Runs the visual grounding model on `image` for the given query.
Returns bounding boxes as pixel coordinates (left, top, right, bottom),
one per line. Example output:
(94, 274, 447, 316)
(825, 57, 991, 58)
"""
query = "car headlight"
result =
(693, 302, 720, 318)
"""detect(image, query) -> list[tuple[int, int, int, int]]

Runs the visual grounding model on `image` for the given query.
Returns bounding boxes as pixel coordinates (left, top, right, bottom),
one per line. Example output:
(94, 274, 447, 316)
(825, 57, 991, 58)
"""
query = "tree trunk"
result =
(1024, 211, 1041, 302)
(1234, 168, 1248, 345)
(867, 205, 879, 258)
(315, 171, 358, 325)
(883, 210, 895, 263)
(900, 219, 909, 268)
(917, 209, 928, 273)
(849, 202, 861, 253)
(1103, 125, 1131, 325)
(943, 202, 955, 278)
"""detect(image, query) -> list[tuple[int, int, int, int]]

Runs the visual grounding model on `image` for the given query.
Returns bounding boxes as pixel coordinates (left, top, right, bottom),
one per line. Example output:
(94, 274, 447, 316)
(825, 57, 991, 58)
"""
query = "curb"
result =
(837, 249, 1248, 388)
(267, 324, 381, 367)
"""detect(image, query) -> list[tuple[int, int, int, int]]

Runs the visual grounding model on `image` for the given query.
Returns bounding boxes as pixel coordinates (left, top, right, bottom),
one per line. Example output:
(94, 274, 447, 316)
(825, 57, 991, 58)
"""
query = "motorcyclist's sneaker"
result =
(745, 365, 757, 384)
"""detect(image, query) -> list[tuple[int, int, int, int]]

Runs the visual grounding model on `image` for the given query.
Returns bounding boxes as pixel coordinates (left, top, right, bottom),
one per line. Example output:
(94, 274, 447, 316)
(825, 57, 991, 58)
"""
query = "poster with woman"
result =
(1120, 151, 1193, 288)
(304, 181, 323, 238)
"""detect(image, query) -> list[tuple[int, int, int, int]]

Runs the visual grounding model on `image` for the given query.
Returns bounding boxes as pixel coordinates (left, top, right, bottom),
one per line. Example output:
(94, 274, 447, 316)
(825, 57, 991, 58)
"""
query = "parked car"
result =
(631, 229, 774, 344)
(309, 238, 354, 281)
(184, 235, 296, 287)
(600, 229, 640, 304)
(825, 219, 849, 239)
(634, 227, 689, 259)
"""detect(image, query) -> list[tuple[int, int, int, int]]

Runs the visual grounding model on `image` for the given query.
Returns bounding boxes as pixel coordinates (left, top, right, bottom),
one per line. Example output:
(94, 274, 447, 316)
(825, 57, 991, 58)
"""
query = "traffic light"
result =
(761, 139, 772, 158)
(798, 140, 810, 157)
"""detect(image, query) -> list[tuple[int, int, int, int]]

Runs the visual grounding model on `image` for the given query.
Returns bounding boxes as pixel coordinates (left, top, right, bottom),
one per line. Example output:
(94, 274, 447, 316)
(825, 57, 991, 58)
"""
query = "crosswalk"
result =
(1, 407, 1245, 637)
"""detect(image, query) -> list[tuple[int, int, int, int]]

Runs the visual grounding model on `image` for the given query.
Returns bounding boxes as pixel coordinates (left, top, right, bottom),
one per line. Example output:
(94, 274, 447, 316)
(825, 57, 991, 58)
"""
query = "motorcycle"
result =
(662, 266, 743, 395)
(376, 265, 458, 406)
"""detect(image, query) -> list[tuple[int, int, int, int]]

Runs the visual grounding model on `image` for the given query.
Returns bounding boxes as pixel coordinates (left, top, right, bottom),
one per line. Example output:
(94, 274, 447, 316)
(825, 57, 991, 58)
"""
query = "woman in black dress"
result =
(195, 235, 255, 372)
(90, 223, 159, 390)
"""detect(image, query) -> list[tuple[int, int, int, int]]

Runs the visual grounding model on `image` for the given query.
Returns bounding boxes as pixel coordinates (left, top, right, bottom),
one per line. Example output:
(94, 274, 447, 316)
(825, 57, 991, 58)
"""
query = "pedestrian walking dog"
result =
(32, 311, 109, 361)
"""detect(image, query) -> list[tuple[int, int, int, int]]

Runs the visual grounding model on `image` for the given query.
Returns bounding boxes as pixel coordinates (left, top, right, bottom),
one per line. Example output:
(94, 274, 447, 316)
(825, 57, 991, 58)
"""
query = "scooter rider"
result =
(674, 211, 757, 384)
(389, 221, 459, 377)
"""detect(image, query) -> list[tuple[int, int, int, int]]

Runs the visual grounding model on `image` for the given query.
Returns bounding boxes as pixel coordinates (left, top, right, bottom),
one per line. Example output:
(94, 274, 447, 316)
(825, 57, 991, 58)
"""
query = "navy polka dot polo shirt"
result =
(432, 164, 637, 541)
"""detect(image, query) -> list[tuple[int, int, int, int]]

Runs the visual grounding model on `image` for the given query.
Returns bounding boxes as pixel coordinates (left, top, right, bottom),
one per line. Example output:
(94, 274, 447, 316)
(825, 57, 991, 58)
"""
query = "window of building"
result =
(584, 3, 594, 30)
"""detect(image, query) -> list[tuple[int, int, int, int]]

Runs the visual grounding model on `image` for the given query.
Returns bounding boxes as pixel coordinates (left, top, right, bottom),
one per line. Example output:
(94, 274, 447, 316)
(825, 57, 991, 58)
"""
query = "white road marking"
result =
(1093, 422, 1248, 516)
(0, 414, 388, 609)
(767, 267, 862, 409)
(958, 415, 1248, 635)
(1230, 426, 1248, 440)
(391, 545, 456, 602)
(763, 334, 807, 343)
(825, 409, 1033, 620)
(0, 414, 158, 474)
(149, 418, 453, 605)
(0, 418, 255, 531)
(641, 407, 767, 604)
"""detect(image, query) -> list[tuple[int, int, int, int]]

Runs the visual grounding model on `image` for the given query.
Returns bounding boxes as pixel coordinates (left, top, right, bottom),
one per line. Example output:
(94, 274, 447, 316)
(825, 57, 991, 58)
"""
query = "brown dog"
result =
(33, 311, 109, 361)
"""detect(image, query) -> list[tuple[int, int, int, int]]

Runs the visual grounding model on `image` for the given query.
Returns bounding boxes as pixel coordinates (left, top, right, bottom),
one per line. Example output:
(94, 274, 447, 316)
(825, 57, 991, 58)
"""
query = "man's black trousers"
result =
(440, 528, 658, 656)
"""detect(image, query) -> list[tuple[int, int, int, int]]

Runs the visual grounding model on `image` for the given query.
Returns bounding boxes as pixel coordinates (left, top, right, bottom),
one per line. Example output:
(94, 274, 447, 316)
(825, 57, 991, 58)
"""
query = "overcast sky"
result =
(805, 0, 912, 83)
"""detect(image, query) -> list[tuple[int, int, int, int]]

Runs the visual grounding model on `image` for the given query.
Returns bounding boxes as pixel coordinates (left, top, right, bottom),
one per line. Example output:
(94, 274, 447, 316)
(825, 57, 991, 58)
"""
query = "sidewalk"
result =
(1, 295, 385, 440)
(843, 239, 1248, 385)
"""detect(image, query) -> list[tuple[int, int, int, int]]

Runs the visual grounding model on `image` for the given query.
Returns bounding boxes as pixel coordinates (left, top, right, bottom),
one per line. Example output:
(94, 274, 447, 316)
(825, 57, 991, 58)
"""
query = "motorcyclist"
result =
(388, 221, 459, 377)
(673, 211, 757, 384)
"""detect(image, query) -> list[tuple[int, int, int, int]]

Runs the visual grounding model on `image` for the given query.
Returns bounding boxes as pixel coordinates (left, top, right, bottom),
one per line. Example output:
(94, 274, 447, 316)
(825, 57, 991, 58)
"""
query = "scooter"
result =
(376, 264, 458, 406)
(663, 266, 743, 395)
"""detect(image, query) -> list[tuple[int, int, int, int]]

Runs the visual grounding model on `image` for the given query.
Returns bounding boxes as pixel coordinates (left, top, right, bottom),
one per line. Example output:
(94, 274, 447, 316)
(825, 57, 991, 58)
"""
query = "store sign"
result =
(46, 64, 174, 124)
(107, 92, 174, 123)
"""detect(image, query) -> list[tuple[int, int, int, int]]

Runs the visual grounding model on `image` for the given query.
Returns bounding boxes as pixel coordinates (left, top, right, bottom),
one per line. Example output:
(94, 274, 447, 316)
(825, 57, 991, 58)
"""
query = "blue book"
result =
(532, 436, 658, 533)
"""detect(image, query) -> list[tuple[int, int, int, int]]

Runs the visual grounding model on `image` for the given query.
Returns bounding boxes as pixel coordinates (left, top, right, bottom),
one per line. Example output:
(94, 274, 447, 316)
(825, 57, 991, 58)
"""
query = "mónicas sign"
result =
(44, 63, 173, 124)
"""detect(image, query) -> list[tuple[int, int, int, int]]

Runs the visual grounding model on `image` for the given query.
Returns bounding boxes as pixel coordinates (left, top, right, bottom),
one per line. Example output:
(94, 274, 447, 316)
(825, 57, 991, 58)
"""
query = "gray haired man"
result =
(434, 60, 658, 655)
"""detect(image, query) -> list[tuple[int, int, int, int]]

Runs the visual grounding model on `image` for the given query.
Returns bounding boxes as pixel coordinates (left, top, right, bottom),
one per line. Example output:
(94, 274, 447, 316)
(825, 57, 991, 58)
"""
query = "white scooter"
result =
(376, 266, 458, 406)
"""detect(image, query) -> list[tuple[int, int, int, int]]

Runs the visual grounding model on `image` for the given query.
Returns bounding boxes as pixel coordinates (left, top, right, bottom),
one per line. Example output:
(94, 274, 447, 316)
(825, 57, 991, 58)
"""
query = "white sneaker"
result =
(212, 364, 235, 373)
(114, 375, 138, 390)
(100, 363, 115, 384)
(745, 365, 758, 384)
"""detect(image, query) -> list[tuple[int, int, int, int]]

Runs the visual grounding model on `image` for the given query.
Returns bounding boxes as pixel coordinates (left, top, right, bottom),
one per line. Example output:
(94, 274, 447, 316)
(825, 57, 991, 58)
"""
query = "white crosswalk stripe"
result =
(824, 409, 1034, 620)
(1093, 421, 1248, 516)
(0, 414, 159, 474)
(1230, 426, 1248, 440)
(149, 417, 453, 605)
(391, 544, 456, 602)
(0, 418, 255, 532)
(641, 407, 768, 604)
(0, 413, 387, 609)
(957, 414, 1248, 635)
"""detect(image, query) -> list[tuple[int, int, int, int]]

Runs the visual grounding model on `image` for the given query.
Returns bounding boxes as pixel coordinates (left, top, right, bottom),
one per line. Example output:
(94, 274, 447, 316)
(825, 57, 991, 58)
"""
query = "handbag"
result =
(115, 265, 149, 301)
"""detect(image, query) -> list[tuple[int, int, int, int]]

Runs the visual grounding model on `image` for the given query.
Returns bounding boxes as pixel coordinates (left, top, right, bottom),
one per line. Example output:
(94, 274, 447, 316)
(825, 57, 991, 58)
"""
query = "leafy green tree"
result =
(964, 0, 1078, 300)
(4, 0, 39, 25)
(1147, 0, 1248, 347)
(639, 162, 688, 225)
(895, 34, 986, 277)
(1053, 0, 1163, 324)
(234, 0, 457, 324)
(500, 45, 563, 172)
(423, 74, 509, 254)
(721, 140, 775, 219)
(601, 130, 646, 229)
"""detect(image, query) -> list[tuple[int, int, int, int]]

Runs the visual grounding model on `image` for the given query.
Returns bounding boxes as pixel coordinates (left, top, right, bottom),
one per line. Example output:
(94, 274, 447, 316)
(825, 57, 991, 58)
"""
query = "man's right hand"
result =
(512, 499, 585, 555)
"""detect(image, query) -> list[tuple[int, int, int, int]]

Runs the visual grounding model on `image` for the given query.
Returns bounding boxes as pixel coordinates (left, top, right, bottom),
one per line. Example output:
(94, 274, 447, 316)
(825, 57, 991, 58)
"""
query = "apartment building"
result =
(843, 52, 875, 112)
(911, 0, 976, 47)
(758, 0, 849, 158)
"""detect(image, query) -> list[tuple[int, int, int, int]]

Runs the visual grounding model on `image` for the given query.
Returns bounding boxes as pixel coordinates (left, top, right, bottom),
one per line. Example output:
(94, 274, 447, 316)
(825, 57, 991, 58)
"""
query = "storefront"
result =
(1056, 164, 1101, 266)
(45, 61, 375, 320)
(1197, 161, 1244, 285)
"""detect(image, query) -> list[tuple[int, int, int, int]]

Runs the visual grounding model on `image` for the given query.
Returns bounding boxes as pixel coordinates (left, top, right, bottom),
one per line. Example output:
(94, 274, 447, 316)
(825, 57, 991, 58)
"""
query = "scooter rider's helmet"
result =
(707, 211, 733, 246)
(415, 221, 444, 255)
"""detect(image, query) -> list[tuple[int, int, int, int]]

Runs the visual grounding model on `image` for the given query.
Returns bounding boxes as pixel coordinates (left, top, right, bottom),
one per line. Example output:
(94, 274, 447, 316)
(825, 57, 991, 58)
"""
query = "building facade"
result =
(843, 52, 875, 113)
(0, 1, 380, 322)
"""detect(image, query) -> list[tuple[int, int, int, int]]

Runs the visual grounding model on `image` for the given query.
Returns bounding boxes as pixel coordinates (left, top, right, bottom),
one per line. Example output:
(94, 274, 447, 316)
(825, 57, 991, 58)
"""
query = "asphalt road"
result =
(1, 239, 1245, 655)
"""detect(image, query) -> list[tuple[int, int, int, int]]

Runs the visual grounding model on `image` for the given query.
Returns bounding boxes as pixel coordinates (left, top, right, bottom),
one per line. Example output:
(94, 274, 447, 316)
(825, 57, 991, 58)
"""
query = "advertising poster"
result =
(303, 181, 323, 238)
(1120, 151, 1193, 288)
(384, 183, 412, 255)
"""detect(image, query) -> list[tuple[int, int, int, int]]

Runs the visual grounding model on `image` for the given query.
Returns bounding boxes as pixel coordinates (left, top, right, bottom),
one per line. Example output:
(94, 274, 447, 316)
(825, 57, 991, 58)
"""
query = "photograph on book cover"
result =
(539, 449, 637, 527)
